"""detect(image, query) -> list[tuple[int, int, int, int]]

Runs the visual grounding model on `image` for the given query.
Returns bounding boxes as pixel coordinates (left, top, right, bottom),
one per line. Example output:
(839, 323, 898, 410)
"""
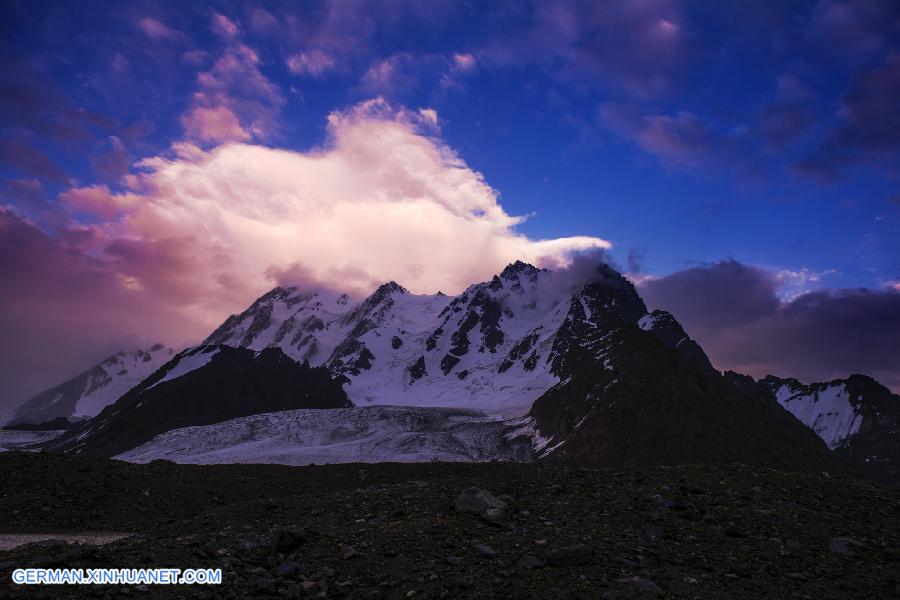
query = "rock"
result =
(518, 554, 545, 570)
(274, 560, 302, 578)
(786, 572, 808, 581)
(481, 506, 513, 529)
(271, 529, 305, 554)
(254, 577, 278, 594)
(662, 499, 688, 511)
(723, 524, 747, 538)
(642, 524, 664, 541)
(340, 544, 360, 560)
(455, 488, 507, 515)
(545, 544, 594, 567)
(829, 537, 863, 556)
(444, 555, 461, 566)
(619, 577, 663, 595)
(472, 544, 496, 557)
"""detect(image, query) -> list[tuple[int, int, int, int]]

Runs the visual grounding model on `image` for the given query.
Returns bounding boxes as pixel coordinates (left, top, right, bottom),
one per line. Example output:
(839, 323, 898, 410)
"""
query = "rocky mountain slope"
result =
(6, 344, 174, 426)
(45, 346, 351, 457)
(518, 269, 837, 471)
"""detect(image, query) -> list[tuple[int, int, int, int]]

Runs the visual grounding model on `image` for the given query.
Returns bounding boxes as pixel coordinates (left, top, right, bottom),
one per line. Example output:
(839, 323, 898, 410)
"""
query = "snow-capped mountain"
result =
(7, 344, 174, 426)
(760, 374, 899, 482)
(204, 261, 574, 418)
(138, 260, 834, 471)
(37, 260, 843, 472)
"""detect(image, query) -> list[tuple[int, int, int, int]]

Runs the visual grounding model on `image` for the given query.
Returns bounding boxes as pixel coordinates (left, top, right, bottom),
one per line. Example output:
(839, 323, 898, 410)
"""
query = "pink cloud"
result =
(211, 11, 240, 39)
(180, 105, 251, 143)
(452, 53, 476, 72)
(182, 49, 208, 67)
(180, 42, 284, 144)
(59, 185, 138, 220)
(286, 50, 336, 77)
(137, 17, 183, 41)
(249, 8, 278, 34)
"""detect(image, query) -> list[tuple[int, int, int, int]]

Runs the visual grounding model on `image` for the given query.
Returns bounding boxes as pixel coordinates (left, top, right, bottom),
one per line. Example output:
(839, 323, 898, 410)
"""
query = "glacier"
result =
(115, 406, 535, 465)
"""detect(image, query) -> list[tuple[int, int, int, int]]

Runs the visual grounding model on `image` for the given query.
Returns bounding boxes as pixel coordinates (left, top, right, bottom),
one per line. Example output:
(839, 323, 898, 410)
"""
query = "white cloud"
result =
(77, 99, 608, 333)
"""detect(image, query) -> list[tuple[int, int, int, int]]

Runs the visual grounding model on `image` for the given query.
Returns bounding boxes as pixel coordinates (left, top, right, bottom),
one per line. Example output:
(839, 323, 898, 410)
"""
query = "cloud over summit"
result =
(116, 98, 609, 298)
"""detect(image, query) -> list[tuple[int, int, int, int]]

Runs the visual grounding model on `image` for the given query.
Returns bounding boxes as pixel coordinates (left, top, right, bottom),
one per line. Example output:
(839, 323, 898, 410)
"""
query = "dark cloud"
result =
(598, 102, 758, 176)
(640, 261, 780, 328)
(627, 246, 646, 274)
(811, 0, 900, 57)
(797, 53, 900, 179)
(640, 261, 900, 391)
(481, 0, 686, 98)
(0, 56, 113, 145)
(760, 102, 818, 149)
(0, 138, 69, 184)
(91, 136, 130, 182)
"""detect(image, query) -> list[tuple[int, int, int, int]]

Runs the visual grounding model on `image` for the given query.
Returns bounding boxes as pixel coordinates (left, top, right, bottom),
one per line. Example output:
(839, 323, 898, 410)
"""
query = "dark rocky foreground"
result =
(0, 453, 898, 599)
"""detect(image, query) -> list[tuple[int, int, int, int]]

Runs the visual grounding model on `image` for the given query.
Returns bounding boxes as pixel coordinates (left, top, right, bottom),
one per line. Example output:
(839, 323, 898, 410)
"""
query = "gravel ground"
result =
(0, 452, 898, 599)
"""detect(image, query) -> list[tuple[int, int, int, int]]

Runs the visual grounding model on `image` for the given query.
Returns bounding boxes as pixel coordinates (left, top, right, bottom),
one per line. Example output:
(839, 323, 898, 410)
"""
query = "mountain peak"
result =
(375, 281, 408, 296)
(500, 260, 540, 279)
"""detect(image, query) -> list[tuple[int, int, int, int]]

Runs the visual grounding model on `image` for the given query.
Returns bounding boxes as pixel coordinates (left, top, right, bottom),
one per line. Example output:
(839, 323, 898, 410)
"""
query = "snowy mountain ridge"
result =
(203, 261, 586, 418)
(8, 344, 175, 426)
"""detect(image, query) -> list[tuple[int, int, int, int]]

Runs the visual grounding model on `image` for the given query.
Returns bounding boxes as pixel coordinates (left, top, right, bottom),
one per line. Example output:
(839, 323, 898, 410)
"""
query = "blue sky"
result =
(1, 0, 899, 401)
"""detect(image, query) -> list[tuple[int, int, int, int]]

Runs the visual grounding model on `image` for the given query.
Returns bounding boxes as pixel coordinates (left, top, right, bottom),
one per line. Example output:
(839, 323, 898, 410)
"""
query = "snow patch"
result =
(148, 348, 221, 390)
(775, 383, 862, 449)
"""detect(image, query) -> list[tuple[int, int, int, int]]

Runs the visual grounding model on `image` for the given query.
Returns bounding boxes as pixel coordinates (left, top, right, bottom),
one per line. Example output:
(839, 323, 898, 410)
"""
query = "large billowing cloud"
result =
(109, 98, 608, 298)
(0, 98, 608, 408)
(640, 261, 900, 391)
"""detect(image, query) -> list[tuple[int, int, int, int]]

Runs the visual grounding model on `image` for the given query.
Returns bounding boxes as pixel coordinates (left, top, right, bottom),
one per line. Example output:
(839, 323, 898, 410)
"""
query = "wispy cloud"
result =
(286, 50, 336, 77)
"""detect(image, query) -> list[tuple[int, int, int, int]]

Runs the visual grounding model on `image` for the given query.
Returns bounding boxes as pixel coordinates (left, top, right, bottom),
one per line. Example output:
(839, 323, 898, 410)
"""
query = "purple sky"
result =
(1, 0, 899, 408)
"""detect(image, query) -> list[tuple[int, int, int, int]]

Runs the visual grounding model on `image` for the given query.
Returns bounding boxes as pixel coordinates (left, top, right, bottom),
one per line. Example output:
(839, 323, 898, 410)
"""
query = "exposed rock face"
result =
(45, 346, 351, 457)
(524, 277, 838, 471)
(638, 309, 714, 372)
